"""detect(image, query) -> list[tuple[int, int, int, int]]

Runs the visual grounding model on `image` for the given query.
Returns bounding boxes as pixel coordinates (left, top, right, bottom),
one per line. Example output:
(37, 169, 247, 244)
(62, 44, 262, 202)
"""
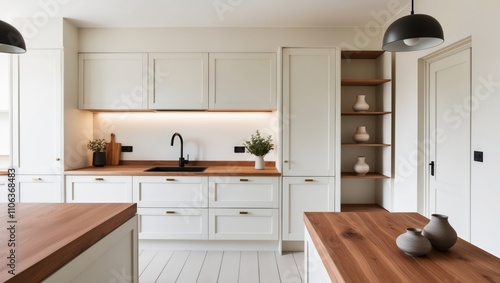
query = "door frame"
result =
(418, 37, 472, 217)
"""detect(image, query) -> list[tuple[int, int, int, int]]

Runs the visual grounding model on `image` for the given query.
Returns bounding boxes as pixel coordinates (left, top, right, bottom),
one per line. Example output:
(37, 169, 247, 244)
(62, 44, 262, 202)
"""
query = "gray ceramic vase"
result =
(422, 214, 457, 251)
(396, 228, 432, 256)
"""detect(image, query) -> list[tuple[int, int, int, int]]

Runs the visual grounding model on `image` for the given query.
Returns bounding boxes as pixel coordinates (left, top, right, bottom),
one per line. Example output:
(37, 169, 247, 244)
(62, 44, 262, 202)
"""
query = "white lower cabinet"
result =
(65, 176, 133, 203)
(133, 176, 208, 207)
(134, 175, 280, 241)
(0, 176, 9, 202)
(282, 177, 335, 240)
(138, 208, 209, 240)
(209, 208, 278, 240)
(17, 175, 63, 203)
(208, 176, 279, 240)
(134, 176, 209, 240)
(209, 176, 278, 208)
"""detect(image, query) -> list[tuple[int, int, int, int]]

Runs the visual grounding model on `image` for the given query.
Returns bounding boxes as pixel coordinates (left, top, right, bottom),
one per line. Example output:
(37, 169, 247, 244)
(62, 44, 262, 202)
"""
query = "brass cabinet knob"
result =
(284, 160, 289, 163)
(56, 158, 61, 161)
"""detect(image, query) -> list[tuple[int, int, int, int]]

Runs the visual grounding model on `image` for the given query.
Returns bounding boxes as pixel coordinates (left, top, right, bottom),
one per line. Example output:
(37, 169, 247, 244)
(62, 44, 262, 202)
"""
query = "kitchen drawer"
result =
(65, 175, 133, 203)
(138, 208, 208, 240)
(133, 176, 208, 208)
(209, 208, 278, 240)
(18, 174, 63, 203)
(209, 176, 279, 208)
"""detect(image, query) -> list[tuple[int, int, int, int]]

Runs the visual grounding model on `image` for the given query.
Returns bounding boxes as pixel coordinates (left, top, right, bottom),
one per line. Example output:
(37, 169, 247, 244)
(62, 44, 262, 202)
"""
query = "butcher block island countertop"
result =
(64, 160, 281, 176)
(304, 212, 500, 282)
(0, 203, 137, 283)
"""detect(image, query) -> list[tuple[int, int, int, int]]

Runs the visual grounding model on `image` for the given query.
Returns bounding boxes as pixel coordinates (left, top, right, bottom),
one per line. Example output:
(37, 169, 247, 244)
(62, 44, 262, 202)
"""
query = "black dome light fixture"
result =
(382, 0, 444, 52)
(0, 20, 26, 54)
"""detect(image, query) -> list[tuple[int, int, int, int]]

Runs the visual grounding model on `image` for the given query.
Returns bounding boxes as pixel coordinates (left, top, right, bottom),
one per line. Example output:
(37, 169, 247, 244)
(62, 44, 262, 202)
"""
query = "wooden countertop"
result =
(0, 203, 137, 283)
(65, 160, 281, 176)
(304, 212, 500, 282)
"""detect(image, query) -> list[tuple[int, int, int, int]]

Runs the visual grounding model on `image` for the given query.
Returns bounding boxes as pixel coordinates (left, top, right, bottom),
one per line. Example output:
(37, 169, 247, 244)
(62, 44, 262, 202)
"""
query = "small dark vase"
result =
(92, 152, 106, 167)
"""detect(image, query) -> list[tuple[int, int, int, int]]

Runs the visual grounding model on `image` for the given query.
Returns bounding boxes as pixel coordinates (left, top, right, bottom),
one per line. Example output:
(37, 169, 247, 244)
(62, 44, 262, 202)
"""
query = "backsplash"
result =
(93, 112, 278, 162)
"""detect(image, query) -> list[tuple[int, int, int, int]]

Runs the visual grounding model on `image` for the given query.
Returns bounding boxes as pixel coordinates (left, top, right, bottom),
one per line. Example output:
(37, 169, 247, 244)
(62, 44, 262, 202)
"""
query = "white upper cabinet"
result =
(282, 48, 339, 176)
(13, 49, 62, 174)
(149, 53, 209, 110)
(79, 53, 148, 110)
(209, 53, 277, 110)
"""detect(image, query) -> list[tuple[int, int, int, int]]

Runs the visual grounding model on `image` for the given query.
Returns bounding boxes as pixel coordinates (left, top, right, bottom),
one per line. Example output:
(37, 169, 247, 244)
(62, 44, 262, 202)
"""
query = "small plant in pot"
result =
(87, 138, 107, 167)
(243, 130, 274, 170)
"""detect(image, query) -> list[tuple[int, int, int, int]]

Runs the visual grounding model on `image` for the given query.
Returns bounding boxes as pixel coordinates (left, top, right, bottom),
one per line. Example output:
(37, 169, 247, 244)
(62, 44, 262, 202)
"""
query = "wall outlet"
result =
(234, 146, 245, 153)
(473, 151, 483, 162)
(122, 146, 133, 152)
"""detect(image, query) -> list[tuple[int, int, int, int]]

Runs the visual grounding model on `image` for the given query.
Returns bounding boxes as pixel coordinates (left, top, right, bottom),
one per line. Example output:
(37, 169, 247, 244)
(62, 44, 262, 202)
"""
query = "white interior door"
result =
(428, 48, 471, 241)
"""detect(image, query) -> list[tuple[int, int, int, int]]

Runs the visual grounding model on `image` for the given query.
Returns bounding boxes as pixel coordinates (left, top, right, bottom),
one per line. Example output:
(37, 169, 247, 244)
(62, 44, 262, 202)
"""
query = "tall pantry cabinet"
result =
(281, 48, 340, 241)
(11, 19, 90, 202)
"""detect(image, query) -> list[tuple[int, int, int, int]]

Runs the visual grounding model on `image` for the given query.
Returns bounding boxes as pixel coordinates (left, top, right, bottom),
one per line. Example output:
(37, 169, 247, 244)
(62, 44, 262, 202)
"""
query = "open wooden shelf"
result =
(340, 50, 385, 60)
(341, 79, 391, 86)
(341, 204, 388, 212)
(341, 143, 391, 147)
(341, 112, 391, 116)
(341, 172, 390, 179)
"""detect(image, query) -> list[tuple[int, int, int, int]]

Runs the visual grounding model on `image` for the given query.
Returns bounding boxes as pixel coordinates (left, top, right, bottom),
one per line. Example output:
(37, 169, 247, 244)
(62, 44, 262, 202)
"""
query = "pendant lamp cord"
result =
(411, 0, 414, 15)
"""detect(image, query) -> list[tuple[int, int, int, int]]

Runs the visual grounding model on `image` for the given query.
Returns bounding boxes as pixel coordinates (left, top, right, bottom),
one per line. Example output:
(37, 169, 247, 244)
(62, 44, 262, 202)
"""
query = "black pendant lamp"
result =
(382, 0, 444, 52)
(0, 20, 26, 54)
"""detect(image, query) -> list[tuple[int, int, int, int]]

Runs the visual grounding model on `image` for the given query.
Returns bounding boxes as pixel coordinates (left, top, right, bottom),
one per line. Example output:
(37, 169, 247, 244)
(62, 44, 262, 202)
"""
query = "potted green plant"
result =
(243, 130, 274, 169)
(87, 138, 107, 167)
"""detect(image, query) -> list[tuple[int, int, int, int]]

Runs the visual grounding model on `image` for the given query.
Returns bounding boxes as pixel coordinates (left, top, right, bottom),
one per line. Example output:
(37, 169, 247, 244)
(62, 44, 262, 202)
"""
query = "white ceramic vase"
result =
(396, 228, 432, 257)
(352, 94, 369, 112)
(352, 126, 370, 143)
(353, 156, 369, 176)
(255, 156, 265, 170)
(422, 214, 457, 251)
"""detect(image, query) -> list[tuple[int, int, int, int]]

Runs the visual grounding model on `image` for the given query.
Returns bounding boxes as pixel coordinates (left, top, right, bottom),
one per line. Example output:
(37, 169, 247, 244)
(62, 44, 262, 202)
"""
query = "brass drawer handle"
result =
(95, 178, 104, 181)
(239, 211, 248, 215)
(32, 177, 42, 181)
(166, 211, 176, 214)
(305, 179, 314, 182)
(166, 178, 176, 182)
(239, 179, 249, 182)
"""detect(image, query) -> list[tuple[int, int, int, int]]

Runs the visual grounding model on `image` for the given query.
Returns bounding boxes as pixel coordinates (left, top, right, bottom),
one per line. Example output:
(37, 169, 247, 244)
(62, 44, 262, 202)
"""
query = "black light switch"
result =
(234, 146, 245, 153)
(474, 151, 483, 162)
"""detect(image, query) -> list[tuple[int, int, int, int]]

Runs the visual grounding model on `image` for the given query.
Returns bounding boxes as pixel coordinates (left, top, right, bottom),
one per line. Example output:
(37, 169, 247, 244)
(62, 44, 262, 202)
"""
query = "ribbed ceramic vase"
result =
(422, 214, 457, 251)
(352, 126, 370, 143)
(255, 156, 265, 170)
(353, 156, 369, 176)
(352, 94, 369, 112)
(396, 228, 432, 257)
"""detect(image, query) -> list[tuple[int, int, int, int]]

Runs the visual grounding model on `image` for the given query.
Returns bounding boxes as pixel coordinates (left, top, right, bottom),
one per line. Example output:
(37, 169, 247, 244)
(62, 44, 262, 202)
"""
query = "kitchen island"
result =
(0, 203, 137, 283)
(304, 212, 500, 282)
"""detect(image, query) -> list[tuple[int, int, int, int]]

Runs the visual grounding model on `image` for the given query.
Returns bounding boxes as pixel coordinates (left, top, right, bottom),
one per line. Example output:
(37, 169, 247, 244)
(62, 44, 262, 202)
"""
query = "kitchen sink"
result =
(144, 166, 207, 172)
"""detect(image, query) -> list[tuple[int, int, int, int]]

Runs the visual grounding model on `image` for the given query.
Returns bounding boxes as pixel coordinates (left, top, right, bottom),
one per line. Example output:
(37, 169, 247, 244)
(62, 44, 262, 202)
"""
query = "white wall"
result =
(93, 112, 278, 162)
(392, 0, 500, 256)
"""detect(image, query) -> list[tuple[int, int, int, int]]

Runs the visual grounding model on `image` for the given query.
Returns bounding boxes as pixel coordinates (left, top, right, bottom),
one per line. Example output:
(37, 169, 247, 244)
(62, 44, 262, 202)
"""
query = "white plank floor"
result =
(139, 250, 305, 283)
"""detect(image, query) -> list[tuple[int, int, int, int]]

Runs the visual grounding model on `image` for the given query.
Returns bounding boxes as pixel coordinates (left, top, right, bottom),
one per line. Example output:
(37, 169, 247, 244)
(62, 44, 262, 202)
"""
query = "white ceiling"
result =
(0, 0, 410, 28)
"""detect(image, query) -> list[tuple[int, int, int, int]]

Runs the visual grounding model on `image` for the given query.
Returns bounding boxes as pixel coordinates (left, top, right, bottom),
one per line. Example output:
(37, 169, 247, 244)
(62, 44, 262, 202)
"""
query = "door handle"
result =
(429, 161, 435, 176)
